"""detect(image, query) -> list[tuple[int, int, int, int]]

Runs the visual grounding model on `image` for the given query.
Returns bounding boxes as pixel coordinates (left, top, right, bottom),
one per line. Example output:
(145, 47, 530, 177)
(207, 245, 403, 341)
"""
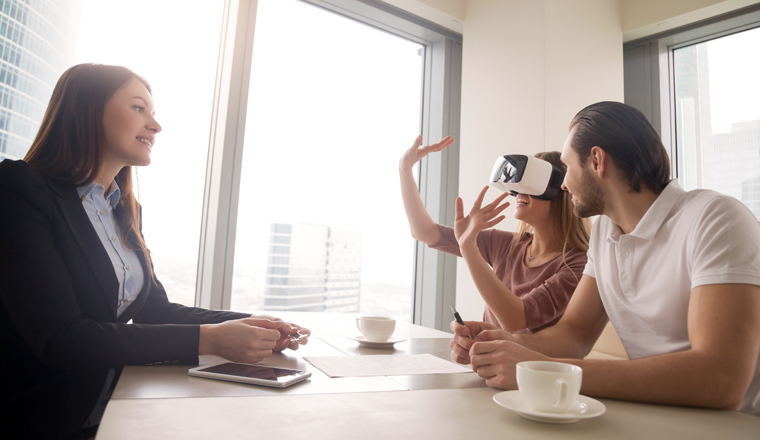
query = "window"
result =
(199, 0, 462, 330)
(228, 0, 423, 321)
(623, 6, 760, 220)
(673, 27, 760, 219)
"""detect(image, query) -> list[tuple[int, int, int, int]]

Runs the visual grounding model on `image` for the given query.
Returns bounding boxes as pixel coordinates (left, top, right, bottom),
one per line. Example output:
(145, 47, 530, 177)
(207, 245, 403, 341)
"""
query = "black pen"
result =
(450, 305, 472, 340)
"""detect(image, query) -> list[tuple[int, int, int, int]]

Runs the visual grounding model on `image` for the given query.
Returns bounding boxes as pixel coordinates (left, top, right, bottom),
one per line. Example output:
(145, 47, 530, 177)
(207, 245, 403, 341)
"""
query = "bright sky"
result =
(707, 26, 760, 131)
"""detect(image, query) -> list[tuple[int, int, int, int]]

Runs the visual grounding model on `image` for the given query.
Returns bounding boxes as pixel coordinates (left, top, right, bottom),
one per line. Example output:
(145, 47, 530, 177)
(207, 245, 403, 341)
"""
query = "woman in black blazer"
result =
(0, 64, 310, 440)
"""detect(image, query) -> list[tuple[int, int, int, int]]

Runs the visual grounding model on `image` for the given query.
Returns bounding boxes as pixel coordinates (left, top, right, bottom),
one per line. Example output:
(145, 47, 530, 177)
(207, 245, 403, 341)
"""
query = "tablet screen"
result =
(198, 363, 304, 382)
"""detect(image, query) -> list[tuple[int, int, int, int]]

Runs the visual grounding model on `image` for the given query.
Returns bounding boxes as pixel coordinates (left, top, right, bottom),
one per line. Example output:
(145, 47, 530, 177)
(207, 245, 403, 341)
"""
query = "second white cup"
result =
(356, 316, 396, 342)
(516, 361, 582, 413)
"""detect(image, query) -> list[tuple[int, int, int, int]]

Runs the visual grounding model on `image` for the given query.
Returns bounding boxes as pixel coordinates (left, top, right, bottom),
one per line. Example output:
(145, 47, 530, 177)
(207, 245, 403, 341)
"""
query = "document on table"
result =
(303, 354, 472, 378)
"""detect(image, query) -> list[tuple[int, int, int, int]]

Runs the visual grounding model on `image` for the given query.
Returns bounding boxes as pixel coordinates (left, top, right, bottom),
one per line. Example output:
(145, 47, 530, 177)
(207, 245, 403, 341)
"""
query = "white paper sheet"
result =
(303, 354, 472, 378)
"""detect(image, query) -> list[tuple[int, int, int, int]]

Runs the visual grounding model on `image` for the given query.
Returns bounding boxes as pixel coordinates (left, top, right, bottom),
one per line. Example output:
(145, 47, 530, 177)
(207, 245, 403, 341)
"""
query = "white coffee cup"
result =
(516, 361, 582, 413)
(355, 316, 396, 342)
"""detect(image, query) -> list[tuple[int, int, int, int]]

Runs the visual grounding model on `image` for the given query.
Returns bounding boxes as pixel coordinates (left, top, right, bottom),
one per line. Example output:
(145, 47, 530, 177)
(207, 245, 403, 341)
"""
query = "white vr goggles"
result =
(489, 155, 565, 200)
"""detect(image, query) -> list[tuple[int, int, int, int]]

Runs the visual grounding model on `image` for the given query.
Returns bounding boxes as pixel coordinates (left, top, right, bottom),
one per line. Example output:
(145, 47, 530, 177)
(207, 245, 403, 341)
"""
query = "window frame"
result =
(623, 4, 760, 181)
(195, 0, 463, 331)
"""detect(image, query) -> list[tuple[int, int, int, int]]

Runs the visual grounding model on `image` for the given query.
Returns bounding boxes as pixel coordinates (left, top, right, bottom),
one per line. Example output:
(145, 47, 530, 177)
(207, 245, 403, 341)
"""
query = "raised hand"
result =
(399, 135, 456, 246)
(399, 135, 455, 171)
(454, 186, 511, 248)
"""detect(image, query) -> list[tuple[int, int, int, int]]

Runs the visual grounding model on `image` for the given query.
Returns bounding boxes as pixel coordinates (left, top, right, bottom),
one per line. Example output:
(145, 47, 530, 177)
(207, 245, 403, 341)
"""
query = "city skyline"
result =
(263, 222, 362, 313)
(0, 0, 80, 161)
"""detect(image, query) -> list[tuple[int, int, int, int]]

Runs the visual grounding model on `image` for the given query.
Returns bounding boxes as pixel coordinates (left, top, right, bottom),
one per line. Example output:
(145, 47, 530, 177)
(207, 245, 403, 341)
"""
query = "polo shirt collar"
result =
(628, 180, 684, 241)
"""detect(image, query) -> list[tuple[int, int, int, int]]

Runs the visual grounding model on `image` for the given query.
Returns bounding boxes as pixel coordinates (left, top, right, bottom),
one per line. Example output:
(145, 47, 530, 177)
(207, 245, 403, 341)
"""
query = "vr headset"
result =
(489, 155, 565, 200)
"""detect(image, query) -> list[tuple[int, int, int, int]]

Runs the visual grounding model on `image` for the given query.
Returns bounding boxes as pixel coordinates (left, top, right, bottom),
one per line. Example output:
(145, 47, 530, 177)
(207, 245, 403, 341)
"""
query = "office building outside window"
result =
(0, 0, 79, 161)
(674, 26, 760, 220)
(264, 223, 362, 313)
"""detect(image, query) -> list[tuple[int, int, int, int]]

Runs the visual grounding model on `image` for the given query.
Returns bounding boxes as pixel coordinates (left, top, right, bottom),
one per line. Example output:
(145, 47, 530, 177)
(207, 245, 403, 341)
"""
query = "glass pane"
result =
(674, 26, 760, 220)
(231, 0, 424, 322)
(0, 0, 80, 160)
(72, 0, 225, 305)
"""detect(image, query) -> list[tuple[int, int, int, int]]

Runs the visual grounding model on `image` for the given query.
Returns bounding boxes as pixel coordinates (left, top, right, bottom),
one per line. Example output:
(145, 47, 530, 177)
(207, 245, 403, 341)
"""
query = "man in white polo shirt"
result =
(450, 101, 760, 415)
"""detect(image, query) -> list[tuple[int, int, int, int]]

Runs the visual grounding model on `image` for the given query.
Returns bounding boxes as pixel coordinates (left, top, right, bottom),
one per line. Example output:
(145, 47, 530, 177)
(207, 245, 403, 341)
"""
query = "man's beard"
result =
(573, 168, 605, 218)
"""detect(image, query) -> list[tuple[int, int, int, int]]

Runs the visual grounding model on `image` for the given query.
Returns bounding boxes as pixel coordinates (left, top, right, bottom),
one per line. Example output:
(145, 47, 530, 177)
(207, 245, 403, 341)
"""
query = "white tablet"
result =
(188, 362, 312, 388)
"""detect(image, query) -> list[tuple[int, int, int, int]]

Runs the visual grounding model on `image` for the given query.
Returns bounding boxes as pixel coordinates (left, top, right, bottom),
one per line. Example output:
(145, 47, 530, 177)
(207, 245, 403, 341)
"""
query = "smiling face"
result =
(101, 77, 162, 168)
(513, 193, 552, 226)
(561, 130, 605, 218)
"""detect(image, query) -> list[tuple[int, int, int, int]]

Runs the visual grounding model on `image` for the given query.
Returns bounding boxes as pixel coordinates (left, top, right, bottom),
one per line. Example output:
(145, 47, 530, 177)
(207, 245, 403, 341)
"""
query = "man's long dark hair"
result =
(569, 101, 671, 194)
(24, 63, 154, 279)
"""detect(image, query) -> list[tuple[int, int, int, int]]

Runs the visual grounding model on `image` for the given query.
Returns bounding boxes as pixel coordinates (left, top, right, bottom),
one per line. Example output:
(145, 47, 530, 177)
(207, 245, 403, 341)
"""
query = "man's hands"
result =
(449, 320, 507, 364)
(450, 319, 549, 389)
(469, 339, 551, 389)
(199, 317, 311, 364)
(454, 186, 510, 249)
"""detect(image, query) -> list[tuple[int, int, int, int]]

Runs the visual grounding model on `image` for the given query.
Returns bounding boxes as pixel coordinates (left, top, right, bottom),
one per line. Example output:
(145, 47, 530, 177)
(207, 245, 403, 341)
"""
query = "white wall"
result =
(454, 0, 624, 319)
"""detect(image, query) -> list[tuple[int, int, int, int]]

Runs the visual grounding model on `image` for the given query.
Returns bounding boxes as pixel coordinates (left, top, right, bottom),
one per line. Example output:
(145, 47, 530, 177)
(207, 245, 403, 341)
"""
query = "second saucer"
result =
(347, 335, 407, 348)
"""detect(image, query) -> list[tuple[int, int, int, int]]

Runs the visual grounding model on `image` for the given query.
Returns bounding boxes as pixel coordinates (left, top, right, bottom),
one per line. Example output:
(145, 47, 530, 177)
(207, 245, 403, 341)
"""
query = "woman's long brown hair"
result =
(24, 63, 154, 281)
(507, 151, 591, 281)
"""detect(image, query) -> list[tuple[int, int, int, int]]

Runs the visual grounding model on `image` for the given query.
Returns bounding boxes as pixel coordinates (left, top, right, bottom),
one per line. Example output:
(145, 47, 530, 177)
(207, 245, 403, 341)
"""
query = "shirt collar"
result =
(606, 179, 683, 243)
(76, 180, 121, 208)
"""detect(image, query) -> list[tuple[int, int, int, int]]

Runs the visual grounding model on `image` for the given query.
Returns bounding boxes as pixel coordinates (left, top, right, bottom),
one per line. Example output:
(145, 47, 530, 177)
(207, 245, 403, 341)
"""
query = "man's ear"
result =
(590, 146, 606, 178)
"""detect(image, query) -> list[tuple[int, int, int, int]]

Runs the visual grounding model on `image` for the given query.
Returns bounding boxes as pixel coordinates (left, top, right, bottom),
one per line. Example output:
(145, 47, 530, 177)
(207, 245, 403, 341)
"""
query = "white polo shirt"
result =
(584, 180, 760, 416)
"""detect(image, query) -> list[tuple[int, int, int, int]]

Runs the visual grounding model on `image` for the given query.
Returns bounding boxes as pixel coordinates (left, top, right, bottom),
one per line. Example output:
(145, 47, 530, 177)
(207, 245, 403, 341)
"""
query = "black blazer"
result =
(0, 160, 249, 439)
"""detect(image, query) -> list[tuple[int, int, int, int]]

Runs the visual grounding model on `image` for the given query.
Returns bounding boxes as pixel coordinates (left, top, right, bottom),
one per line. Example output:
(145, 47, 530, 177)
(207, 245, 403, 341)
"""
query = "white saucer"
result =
(347, 335, 407, 348)
(493, 390, 606, 424)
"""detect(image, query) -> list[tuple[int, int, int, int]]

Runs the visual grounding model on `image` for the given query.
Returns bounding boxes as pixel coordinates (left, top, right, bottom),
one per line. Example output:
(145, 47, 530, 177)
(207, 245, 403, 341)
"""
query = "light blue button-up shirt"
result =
(76, 179, 146, 428)
(76, 180, 145, 317)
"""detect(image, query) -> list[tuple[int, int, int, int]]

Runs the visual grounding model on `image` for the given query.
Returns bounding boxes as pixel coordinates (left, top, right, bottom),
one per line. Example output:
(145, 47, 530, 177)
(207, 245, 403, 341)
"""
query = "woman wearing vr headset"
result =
(399, 136, 591, 333)
(0, 64, 310, 440)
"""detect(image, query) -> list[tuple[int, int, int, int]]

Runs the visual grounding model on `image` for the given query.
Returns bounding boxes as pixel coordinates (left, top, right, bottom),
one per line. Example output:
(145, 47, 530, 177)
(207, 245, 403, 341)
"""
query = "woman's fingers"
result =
(411, 135, 423, 149)
(455, 197, 465, 221)
(416, 135, 455, 156)
(472, 186, 490, 211)
(485, 216, 506, 228)
(484, 201, 511, 221)
(429, 135, 454, 148)
(482, 191, 510, 212)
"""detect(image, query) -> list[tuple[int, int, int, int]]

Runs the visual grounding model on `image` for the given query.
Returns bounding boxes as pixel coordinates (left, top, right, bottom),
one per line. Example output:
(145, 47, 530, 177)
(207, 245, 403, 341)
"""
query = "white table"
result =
(97, 312, 760, 439)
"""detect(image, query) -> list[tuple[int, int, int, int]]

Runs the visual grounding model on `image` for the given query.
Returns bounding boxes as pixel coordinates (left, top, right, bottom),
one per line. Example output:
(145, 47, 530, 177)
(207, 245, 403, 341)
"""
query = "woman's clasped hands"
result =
(199, 316, 310, 364)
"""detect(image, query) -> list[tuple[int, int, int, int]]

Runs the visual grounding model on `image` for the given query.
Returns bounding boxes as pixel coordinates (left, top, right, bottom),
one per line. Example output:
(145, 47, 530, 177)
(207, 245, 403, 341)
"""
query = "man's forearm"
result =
(559, 350, 749, 410)
(509, 323, 597, 359)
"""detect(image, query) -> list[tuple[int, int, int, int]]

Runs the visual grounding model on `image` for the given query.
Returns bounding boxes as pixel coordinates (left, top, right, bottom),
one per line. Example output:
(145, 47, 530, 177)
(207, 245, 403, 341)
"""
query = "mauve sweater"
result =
(429, 224, 587, 333)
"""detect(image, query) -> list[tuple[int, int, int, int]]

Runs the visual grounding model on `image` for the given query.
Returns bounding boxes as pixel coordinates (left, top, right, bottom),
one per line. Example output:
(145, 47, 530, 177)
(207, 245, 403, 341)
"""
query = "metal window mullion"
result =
(196, 0, 258, 310)
(414, 37, 462, 331)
